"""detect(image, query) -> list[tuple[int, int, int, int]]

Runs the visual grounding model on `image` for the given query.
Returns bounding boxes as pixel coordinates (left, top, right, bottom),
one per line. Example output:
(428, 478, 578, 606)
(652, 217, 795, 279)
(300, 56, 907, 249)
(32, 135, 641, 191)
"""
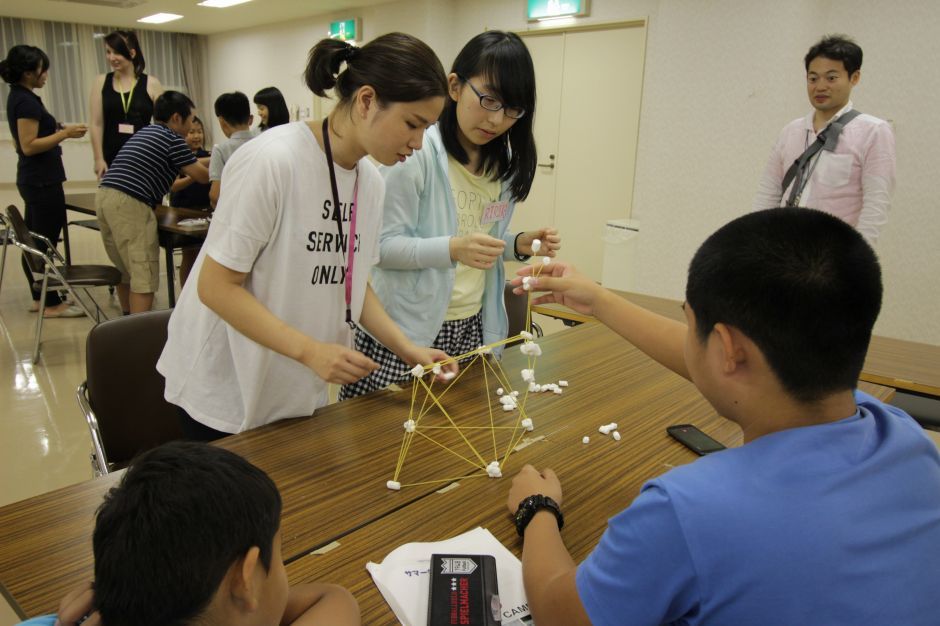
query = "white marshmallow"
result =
(441, 371, 456, 381)
(599, 424, 613, 435)
(520, 342, 542, 357)
(503, 405, 515, 412)
(553, 387, 563, 395)
(512, 390, 520, 397)
(610, 422, 619, 430)
(582, 436, 590, 444)
(386, 480, 401, 490)
(613, 431, 622, 441)
(558, 380, 569, 387)
(486, 461, 502, 478)
(496, 387, 504, 396)
(403, 419, 416, 433)
(409, 364, 424, 378)
(520, 330, 534, 341)
(521, 418, 534, 431)
(531, 238, 542, 253)
(521, 369, 535, 382)
(522, 282, 531, 291)
(432, 363, 442, 375)
(542, 256, 550, 265)
(522, 276, 531, 285)
(528, 382, 538, 392)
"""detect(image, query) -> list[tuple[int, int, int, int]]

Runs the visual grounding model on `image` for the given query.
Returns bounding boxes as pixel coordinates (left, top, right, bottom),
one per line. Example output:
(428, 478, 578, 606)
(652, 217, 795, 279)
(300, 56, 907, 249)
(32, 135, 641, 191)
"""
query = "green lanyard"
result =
(118, 77, 137, 118)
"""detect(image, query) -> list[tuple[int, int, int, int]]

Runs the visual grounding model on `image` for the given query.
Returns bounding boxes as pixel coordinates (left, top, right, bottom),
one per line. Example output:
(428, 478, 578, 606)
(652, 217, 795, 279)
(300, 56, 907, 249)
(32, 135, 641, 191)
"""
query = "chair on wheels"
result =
(5, 205, 122, 363)
(504, 281, 543, 346)
(77, 308, 183, 476)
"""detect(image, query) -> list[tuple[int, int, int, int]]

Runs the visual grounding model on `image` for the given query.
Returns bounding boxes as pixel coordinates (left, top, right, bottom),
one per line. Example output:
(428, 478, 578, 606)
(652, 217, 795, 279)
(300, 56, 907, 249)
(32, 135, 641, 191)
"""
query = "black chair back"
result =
(6, 205, 45, 275)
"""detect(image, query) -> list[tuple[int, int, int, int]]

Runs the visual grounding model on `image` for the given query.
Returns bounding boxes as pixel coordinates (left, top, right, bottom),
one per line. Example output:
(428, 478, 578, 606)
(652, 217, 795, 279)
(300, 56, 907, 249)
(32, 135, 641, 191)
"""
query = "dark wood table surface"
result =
(534, 290, 940, 398)
(0, 323, 895, 620)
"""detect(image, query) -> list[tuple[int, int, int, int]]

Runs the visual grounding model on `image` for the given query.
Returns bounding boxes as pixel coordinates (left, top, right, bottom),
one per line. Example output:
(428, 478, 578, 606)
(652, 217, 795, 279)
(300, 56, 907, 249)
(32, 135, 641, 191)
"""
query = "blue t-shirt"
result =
(16, 615, 55, 625)
(576, 390, 940, 625)
(100, 123, 196, 206)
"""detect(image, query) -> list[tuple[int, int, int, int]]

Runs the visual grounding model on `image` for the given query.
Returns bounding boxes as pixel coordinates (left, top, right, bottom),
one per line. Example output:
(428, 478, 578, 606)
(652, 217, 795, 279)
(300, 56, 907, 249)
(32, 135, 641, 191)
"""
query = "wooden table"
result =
(534, 291, 940, 398)
(0, 323, 895, 620)
(63, 193, 208, 307)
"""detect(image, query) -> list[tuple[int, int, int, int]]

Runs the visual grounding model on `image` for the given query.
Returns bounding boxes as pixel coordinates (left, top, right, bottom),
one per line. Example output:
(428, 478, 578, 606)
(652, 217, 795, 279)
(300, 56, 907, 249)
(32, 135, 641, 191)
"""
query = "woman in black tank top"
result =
(89, 30, 163, 178)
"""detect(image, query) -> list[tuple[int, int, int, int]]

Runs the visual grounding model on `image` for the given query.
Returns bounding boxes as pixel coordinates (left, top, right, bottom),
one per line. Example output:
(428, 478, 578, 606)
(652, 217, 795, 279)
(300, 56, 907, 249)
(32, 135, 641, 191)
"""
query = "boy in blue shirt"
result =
(507, 208, 940, 625)
(19, 441, 359, 626)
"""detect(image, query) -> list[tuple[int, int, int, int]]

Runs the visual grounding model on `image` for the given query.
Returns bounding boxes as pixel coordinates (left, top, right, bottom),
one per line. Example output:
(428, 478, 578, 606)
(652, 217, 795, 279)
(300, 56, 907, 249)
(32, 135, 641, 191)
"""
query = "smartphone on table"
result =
(666, 424, 726, 456)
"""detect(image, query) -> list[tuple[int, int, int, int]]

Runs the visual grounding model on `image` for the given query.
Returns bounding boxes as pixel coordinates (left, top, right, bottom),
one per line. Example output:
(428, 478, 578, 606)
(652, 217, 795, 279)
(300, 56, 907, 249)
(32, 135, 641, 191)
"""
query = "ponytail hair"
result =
(104, 30, 145, 77)
(305, 32, 447, 108)
(439, 31, 537, 202)
(1, 45, 50, 85)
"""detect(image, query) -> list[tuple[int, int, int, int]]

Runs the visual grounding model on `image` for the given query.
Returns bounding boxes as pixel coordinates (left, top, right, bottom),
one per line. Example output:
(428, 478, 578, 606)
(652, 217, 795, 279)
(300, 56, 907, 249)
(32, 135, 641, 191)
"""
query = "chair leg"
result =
(62, 222, 72, 266)
(0, 226, 8, 296)
(32, 273, 50, 364)
(69, 286, 109, 323)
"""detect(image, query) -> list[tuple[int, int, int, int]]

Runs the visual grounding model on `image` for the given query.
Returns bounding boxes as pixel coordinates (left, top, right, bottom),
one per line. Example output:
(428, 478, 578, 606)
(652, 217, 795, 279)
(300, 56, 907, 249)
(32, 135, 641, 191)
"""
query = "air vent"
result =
(50, 0, 148, 8)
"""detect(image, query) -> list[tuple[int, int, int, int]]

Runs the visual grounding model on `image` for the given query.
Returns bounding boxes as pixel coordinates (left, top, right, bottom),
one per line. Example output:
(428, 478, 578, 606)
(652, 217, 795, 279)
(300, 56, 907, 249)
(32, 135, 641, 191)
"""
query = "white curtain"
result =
(1, 17, 207, 135)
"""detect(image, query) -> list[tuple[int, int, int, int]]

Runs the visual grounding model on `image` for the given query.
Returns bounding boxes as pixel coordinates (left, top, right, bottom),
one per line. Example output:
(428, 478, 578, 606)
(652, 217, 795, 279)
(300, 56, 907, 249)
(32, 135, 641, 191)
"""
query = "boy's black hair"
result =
(93, 441, 282, 626)
(686, 208, 882, 404)
(154, 90, 195, 124)
(805, 34, 863, 76)
(252, 86, 290, 129)
(439, 31, 537, 202)
(0, 45, 50, 85)
(214, 91, 251, 126)
(104, 30, 146, 77)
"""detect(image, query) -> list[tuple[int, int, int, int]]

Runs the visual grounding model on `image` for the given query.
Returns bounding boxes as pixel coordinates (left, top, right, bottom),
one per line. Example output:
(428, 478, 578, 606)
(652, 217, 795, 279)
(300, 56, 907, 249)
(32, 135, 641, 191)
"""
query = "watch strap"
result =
(515, 494, 564, 536)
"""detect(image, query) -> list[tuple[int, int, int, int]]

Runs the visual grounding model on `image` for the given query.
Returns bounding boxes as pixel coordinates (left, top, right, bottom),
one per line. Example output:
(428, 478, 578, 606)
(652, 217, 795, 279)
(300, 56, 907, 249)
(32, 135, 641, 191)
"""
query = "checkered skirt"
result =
(339, 312, 484, 400)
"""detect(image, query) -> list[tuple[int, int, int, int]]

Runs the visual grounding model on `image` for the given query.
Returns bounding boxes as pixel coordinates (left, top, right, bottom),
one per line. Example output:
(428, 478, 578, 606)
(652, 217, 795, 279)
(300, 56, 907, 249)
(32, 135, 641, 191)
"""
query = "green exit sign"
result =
(329, 18, 359, 41)
(527, 0, 589, 21)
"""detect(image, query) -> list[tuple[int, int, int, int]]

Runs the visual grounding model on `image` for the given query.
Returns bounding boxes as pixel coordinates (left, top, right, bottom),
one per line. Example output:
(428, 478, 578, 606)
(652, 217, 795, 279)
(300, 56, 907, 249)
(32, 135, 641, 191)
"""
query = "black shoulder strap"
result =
(781, 109, 862, 194)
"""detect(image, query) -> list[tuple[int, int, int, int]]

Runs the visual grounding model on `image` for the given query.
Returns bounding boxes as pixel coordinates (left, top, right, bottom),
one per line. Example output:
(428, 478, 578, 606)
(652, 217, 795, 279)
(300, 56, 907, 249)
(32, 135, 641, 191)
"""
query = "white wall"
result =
(197, 0, 939, 346)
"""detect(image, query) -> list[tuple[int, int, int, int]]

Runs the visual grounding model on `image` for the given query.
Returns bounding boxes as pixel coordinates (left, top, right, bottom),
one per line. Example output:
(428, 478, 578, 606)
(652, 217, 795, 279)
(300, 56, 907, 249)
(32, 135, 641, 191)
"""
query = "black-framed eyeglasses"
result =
(458, 74, 526, 120)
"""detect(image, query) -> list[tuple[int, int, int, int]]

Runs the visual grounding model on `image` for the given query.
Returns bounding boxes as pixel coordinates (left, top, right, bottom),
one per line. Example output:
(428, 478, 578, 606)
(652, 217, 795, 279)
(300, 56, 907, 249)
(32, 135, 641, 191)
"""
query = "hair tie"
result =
(341, 45, 359, 63)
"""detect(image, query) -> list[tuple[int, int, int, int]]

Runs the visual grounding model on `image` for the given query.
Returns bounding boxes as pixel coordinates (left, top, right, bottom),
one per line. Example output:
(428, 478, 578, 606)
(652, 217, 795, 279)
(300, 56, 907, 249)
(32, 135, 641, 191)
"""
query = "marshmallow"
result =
(609, 422, 619, 430)
(520, 342, 542, 357)
(521, 369, 535, 382)
(496, 387, 504, 396)
(522, 276, 532, 285)
(403, 419, 416, 433)
(432, 363, 442, 375)
(522, 282, 532, 291)
(386, 480, 401, 490)
(521, 418, 534, 431)
(441, 371, 456, 381)
(613, 431, 622, 441)
(582, 436, 590, 444)
(528, 382, 539, 392)
(512, 390, 520, 397)
(531, 238, 542, 253)
(486, 461, 502, 478)
(520, 330, 534, 341)
(542, 256, 551, 265)
(558, 380, 569, 387)
(503, 405, 514, 412)
(409, 364, 424, 378)
(599, 424, 613, 435)
(553, 387, 563, 395)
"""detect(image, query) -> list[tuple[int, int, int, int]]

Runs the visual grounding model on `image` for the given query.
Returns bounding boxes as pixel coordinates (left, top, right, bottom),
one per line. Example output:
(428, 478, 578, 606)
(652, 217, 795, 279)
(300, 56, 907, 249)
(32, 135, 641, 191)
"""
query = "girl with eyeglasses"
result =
(340, 31, 560, 400)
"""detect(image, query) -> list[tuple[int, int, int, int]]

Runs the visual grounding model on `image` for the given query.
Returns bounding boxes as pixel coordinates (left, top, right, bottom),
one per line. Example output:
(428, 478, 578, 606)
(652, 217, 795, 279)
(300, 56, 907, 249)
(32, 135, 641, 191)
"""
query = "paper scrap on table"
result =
(366, 526, 532, 626)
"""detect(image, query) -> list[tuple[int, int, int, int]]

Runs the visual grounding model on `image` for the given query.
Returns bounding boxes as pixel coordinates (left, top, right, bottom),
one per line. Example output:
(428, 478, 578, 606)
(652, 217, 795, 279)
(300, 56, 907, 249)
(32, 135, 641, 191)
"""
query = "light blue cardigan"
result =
(370, 124, 517, 349)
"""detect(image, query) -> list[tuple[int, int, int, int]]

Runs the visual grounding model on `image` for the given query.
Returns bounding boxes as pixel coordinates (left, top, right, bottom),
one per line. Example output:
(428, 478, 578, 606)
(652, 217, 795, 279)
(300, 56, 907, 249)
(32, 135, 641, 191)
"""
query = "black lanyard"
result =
(321, 118, 359, 328)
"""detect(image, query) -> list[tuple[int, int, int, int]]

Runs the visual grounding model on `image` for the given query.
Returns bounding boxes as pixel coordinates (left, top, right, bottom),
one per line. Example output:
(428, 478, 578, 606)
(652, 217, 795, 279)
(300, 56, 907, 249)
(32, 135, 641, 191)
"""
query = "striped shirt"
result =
(100, 124, 197, 206)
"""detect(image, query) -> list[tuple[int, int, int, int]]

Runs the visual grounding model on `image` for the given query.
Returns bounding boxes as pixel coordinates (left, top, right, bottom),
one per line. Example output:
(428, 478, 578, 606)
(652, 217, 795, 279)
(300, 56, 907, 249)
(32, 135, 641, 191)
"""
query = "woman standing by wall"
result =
(3, 45, 88, 317)
(89, 30, 163, 178)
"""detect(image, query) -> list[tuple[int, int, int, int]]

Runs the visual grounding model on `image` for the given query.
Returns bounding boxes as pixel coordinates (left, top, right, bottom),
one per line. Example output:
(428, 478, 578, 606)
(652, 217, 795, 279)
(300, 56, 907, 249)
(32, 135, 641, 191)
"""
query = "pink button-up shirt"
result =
(753, 102, 895, 245)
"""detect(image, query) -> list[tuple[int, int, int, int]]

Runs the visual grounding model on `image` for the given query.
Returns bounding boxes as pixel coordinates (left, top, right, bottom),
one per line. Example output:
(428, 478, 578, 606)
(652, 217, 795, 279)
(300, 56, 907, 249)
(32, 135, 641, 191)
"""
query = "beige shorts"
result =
(96, 187, 160, 293)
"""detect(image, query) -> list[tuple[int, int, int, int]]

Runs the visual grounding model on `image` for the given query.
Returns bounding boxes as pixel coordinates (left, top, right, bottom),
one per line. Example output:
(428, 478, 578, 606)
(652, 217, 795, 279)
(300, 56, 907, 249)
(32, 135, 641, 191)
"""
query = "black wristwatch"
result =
(514, 494, 564, 536)
(513, 232, 531, 262)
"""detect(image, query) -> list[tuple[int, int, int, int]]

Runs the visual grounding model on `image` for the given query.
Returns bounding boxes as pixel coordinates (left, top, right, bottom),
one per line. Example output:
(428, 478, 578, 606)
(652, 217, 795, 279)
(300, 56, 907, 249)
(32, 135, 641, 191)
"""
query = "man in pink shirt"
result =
(754, 34, 895, 245)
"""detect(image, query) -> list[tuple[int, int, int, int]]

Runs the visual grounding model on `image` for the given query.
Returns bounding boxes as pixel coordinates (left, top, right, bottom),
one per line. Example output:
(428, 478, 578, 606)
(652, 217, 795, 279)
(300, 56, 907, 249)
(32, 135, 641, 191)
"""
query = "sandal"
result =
(43, 304, 86, 318)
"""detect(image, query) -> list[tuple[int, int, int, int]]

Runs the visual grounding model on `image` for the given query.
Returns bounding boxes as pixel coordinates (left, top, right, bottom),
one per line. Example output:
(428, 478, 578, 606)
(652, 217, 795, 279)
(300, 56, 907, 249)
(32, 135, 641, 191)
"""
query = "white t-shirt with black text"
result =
(157, 122, 384, 433)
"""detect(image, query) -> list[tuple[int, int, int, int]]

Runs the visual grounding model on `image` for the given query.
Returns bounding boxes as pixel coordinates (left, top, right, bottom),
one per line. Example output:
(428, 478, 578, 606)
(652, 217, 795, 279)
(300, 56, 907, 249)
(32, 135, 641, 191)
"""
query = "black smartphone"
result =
(666, 424, 726, 456)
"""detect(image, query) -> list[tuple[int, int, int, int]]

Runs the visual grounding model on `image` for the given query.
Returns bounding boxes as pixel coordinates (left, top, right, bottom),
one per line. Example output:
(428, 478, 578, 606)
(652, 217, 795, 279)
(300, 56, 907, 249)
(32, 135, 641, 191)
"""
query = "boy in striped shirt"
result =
(96, 90, 209, 313)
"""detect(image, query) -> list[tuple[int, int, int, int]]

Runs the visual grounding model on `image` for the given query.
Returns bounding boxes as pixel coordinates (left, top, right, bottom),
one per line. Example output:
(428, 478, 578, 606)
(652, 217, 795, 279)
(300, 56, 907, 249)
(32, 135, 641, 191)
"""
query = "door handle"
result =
(537, 154, 556, 169)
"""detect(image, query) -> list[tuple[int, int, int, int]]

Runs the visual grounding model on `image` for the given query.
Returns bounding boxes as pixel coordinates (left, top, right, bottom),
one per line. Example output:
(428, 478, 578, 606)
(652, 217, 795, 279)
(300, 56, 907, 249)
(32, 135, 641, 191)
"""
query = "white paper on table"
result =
(366, 526, 533, 626)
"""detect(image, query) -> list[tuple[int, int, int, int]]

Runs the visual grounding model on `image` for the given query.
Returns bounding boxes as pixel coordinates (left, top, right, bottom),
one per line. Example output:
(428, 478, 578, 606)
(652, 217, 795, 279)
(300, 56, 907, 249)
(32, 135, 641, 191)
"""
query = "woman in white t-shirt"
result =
(158, 33, 452, 439)
(341, 31, 561, 400)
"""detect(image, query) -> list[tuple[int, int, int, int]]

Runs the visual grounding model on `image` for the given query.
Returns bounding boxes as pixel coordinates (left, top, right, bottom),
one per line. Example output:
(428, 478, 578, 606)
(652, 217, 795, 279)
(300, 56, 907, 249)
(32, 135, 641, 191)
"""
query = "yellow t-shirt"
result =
(445, 156, 501, 321)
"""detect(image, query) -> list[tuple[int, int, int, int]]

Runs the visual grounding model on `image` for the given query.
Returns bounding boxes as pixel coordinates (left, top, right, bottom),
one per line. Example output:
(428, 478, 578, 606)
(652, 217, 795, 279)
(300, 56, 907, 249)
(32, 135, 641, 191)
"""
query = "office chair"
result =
(5, 205, 122, 363)
(504, 281, 543, 346)
(77, 308, 183, 475)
